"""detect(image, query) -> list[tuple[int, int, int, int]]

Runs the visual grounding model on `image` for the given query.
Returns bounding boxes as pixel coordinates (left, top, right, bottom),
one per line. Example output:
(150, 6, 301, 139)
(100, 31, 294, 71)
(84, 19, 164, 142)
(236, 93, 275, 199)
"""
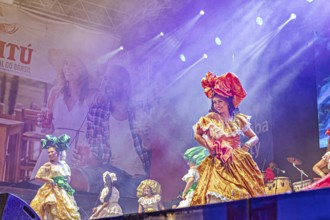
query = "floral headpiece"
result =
(201, 71, 247, 108)
(41, 134, 70, 152)
(136, 179, 162, 198)
(184, 146, 209, 166)
(103, 171, 117, 183)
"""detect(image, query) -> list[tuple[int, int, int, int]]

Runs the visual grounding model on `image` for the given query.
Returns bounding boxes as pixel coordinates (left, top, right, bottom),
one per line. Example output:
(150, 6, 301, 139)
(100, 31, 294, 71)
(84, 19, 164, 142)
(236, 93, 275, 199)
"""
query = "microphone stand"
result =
(274, 169, 279, 194)
(274, 167, 285, 175)
(293, 163, 308, 189)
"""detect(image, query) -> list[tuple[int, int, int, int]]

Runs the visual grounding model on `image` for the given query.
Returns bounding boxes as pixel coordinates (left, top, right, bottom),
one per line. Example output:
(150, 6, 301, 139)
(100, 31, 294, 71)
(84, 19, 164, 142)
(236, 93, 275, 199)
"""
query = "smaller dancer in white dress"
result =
(137, 179, 165, 213)
(90, 171, 123, 219)
(177, 146, 209, 208)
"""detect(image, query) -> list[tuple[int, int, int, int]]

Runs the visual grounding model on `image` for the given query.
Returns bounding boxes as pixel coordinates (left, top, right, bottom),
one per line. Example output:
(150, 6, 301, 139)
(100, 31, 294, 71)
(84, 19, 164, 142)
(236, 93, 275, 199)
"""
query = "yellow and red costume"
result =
(191, 72, 265, 205)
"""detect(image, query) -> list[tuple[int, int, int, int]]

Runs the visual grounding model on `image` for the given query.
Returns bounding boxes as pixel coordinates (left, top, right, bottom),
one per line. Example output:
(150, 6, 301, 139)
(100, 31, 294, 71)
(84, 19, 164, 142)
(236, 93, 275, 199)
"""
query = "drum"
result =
(264, 181, 274, 195)
(292, 179, 312, 192)
(264, 177, 292, 195)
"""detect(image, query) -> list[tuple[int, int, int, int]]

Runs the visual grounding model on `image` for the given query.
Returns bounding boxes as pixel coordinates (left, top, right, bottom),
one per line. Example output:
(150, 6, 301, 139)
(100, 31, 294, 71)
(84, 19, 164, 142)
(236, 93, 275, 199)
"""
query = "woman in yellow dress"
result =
(30, 134, 81, 220)
(191, 72, 265, 205)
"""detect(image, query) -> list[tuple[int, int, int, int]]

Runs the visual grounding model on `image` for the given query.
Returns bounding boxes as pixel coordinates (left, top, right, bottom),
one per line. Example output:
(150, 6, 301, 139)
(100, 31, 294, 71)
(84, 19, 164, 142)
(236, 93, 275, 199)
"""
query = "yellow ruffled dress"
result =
(30, 162, 81, 220)
(191, 113, 265, 205)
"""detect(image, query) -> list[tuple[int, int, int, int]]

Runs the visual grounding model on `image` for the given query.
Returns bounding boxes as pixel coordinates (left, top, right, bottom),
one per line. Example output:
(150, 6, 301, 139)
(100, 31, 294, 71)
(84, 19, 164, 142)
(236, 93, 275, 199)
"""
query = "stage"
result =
(103, 187, 330, 220)
(1, 182, 330, 220)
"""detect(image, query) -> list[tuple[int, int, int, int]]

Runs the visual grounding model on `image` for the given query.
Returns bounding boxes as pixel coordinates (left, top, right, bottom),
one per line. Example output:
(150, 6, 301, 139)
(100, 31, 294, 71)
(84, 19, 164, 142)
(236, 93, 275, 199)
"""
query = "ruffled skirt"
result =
(30, 183, 81, 220)
(90, 203, 123, 219)
(303, 173, 330, 191)
(177, 191, 195, 208)
(191, 148, 265, 205)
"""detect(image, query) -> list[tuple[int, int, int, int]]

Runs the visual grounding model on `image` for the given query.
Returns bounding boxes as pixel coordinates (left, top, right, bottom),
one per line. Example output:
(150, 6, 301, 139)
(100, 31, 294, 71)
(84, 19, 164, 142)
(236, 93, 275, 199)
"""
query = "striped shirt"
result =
(86, 101, 151, 175)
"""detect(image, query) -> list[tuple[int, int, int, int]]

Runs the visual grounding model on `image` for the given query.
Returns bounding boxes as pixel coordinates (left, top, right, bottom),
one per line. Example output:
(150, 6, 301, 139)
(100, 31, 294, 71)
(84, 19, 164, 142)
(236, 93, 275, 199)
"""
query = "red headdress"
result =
(201, 71, 247, 108)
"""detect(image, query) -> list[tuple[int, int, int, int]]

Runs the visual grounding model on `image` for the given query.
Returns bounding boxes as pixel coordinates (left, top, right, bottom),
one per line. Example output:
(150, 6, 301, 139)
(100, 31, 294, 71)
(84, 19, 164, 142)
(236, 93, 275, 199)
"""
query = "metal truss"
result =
(12, 0, 174, 33)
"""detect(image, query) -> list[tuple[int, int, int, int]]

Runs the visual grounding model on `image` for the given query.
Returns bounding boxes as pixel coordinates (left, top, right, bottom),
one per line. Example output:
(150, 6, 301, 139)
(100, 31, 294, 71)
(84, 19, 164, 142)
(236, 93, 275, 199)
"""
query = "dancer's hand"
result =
(209, 149, 216, 156)
(49, 179, 56, 187)
(181, 192, 186, 200)
(242, 145, 250, 152)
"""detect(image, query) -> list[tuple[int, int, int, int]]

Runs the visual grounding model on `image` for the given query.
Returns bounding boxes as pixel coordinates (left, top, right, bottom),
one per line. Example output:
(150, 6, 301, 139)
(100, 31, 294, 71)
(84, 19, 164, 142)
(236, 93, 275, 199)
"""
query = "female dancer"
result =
(177, 146, 208, 208)
(90, 171, 123, 219)
(30, 134, 80, 219)
(137, 179, 165, 213)
(191, 72, 265, 205)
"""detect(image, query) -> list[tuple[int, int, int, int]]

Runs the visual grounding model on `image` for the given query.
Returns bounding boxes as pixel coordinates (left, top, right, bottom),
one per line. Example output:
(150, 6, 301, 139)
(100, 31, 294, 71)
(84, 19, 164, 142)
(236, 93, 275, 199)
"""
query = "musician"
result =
(264, 161, 277, 182)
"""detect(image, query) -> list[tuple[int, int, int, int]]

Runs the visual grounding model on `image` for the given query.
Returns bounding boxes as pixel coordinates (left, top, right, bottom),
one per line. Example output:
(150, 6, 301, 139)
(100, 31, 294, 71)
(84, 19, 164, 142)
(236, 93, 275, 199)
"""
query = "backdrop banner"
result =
(0, 3, 119, 83)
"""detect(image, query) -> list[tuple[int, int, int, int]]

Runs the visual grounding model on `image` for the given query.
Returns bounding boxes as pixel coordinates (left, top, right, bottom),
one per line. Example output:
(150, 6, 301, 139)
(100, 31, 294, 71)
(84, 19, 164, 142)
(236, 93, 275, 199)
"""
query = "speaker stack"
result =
(0, 193, 40, 220)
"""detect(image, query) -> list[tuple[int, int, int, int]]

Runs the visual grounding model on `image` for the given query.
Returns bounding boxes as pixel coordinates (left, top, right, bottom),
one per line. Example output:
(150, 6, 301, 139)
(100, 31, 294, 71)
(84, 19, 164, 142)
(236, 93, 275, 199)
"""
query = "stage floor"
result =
(2, 182, 330, 220)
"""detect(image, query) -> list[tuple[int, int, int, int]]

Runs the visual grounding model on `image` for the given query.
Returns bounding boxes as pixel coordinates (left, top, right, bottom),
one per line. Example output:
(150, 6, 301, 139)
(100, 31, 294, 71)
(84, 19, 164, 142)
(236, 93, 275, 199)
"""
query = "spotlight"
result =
(160, 32, 164, 36)
(119, 46, 124, 50)
(180, 54, 186, 62)
(200, 10, 205, 15)
(256, 17, 264, 26)
(306, 0, 313, 2)
(290, 13, 296, 20)
(215, 37, 222, 46)
(203, 54, 208, 59)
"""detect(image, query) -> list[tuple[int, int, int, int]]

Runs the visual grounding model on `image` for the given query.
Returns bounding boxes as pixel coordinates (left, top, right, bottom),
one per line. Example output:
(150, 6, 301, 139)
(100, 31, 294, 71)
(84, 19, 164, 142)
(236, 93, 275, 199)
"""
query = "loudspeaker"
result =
(0, 193, 40, 220)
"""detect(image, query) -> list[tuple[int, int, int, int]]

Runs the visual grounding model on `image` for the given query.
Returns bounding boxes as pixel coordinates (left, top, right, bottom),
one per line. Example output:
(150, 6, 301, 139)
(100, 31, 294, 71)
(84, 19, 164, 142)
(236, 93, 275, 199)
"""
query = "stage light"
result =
(203, 54, 208, 59)
(160, 32, 164, 36)
(180, 54, 186, 62)
(306, 0, 313, 2)
(215, 37, 222, 46)
(200, 10, 205, 15)
(256, 17, 264, 26)
(119, 46, 124, 50)
(290, 13, 297, 20)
